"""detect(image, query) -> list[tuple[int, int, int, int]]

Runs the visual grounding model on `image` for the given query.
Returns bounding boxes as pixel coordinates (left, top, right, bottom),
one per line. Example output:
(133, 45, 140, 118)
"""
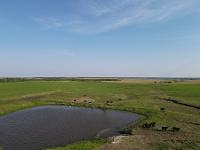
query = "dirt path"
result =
(161, 98, 200, 110)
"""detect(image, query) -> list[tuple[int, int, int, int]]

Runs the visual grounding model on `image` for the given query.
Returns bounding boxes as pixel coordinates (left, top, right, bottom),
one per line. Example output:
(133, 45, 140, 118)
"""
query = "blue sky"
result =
(0, 0, 200, 77)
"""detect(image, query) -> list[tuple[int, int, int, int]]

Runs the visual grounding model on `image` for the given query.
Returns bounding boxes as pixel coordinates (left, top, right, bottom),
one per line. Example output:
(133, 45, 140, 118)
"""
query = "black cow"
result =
(172, 127, 180, 132)
(142, 122, 156, 128)
(162, 127, 168, 131)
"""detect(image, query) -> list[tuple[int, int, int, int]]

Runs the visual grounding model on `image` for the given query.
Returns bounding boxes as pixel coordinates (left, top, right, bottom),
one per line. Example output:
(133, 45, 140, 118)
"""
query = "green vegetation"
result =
(0, 79, 200, 149)
(46, 139, 105, 150)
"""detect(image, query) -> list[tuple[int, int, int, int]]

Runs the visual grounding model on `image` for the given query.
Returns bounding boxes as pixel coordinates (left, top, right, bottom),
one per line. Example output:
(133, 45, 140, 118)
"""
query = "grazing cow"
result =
(142, 123, 150, 128)
(162, 127, 168, 131)
(150, 122, 156, 128)
(142, 122, 156, 128)
(172, 127, 180, 132)
(106, 100, 113, 104)
(160, 108, 165, 111)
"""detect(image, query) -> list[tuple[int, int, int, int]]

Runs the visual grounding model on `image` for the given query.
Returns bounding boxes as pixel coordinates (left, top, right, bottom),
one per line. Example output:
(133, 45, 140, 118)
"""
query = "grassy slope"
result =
(0, 80, 200, 149)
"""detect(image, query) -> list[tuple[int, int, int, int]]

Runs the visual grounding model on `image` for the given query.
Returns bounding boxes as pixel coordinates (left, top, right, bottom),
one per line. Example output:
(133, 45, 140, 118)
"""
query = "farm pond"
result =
(0, 106, 140, 150)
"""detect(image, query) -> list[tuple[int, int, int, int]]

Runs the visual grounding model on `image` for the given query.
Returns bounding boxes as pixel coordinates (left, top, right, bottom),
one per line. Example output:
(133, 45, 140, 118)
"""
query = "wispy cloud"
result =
(34, 0, 200, 33)
(34, 17, 84, 29)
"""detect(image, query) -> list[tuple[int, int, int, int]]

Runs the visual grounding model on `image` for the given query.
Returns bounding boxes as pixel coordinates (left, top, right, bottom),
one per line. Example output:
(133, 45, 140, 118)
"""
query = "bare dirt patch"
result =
(100, 129, 200, 150)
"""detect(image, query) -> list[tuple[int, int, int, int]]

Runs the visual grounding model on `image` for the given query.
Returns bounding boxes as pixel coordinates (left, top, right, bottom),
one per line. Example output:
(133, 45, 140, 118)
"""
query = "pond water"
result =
(0, 106, 140, 150)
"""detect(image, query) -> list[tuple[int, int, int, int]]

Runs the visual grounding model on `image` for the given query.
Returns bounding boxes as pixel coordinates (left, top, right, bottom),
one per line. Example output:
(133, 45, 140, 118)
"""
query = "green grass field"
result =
(0, 80, 200, 149)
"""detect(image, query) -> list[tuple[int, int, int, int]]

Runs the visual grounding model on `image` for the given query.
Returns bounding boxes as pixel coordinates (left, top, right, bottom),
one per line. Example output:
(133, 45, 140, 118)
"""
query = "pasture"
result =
(0, 79, 200, 149)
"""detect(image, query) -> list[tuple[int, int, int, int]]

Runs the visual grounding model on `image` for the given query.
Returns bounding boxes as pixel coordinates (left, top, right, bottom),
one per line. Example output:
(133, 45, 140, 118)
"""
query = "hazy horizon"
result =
(0, 76, 200, 79)
(1, 0, 200, 77)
